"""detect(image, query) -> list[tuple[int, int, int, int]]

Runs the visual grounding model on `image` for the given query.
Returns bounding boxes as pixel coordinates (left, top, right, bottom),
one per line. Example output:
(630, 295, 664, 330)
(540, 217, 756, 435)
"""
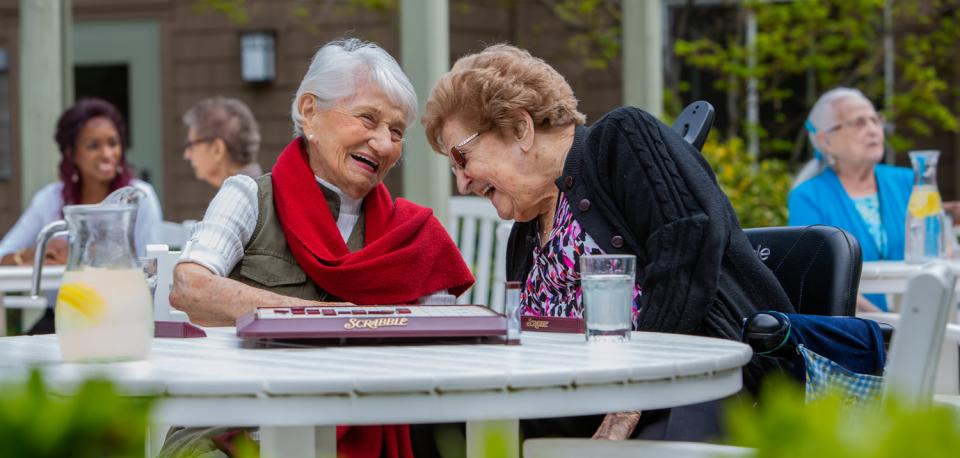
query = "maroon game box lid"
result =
(236, 304, 507, 341)
(521, 315, 585, 333)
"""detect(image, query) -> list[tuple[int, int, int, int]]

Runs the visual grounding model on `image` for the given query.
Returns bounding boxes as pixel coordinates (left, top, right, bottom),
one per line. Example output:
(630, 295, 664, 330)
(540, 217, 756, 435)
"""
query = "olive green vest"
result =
(227, 174, 365, 301)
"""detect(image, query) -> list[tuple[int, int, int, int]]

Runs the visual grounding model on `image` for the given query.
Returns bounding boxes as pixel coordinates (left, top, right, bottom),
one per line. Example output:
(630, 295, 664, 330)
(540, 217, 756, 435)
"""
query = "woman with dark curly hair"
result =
(0, 97, 162, 266)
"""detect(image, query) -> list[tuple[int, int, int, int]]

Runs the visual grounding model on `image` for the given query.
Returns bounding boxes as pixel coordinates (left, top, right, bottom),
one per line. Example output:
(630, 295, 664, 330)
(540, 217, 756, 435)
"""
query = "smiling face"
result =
(72, 117, 122, 186)
(439, 117, 556, 222)
(820, 97, 885, 170)
(299, 82, 406, 199)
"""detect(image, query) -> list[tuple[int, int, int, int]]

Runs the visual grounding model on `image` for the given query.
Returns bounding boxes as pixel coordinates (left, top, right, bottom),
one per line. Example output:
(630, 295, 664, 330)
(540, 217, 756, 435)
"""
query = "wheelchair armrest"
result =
(742, 312, 793, 357)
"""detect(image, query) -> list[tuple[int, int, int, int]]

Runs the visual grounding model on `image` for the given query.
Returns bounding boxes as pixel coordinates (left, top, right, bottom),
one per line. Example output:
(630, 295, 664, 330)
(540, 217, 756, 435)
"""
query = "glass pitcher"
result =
(905, 150, 951, 264)
(31, 187, 154, 362)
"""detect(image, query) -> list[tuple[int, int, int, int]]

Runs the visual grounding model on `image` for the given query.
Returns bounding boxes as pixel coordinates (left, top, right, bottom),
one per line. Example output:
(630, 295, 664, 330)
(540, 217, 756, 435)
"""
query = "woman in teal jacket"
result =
(788, 87, 911, 312)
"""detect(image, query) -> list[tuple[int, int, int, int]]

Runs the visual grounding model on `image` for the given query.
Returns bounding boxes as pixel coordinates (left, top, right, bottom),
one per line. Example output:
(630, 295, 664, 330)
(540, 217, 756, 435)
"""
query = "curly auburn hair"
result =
(55, 98, 133, 207)
(422, 44, 586, 154)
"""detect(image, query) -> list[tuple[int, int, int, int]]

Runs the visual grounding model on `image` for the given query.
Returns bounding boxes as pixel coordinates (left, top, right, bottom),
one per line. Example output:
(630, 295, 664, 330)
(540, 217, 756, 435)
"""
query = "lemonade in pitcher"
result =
(56, 269, 153, 362)
(32, 186, 154, 362)
(905, 151, 949, 264)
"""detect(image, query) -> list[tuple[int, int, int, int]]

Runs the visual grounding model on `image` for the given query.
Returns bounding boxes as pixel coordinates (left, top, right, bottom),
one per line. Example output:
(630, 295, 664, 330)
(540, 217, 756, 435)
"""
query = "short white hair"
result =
(806, 87, 875, 150)
(290, 38, 417, 136)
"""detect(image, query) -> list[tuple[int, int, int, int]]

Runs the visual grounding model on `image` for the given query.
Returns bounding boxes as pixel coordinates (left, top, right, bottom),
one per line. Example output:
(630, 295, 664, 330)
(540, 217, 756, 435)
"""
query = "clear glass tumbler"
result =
(580, 254, 636, 342)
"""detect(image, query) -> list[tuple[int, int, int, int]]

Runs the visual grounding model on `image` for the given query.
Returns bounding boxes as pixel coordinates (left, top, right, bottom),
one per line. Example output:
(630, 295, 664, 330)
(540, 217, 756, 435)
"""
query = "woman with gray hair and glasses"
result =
(162, 38, 473, 458)
(789, 87, 923, 312)
(182, 96, 263, 188)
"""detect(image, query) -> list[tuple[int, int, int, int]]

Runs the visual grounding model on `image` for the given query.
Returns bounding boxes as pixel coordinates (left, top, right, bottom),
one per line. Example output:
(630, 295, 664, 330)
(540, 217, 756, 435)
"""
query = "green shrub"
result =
(726, 377, 960, 458)
(700, 133, 792, 228)
(0, 369, 154, 458)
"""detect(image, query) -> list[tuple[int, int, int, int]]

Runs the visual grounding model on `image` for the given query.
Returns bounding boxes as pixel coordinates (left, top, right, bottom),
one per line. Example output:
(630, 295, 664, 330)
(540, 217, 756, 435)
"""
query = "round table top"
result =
(0, 328, 752, 426)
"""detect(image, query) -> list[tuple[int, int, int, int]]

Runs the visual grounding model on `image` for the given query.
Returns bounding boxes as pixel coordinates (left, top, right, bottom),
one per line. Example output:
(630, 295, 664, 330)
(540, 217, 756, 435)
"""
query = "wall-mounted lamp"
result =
(240, 31, 276, 83)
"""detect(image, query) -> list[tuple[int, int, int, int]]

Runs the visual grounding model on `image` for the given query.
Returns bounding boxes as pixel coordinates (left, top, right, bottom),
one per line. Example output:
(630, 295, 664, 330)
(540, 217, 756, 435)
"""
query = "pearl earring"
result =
(307, 133, 316, 141)
(71, 172, 79, 183)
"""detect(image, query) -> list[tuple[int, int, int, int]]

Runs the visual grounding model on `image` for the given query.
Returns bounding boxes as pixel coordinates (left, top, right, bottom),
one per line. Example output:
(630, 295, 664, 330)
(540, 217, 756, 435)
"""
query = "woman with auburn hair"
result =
(0, 98, 162, 266)
(423, 44, 793, 441)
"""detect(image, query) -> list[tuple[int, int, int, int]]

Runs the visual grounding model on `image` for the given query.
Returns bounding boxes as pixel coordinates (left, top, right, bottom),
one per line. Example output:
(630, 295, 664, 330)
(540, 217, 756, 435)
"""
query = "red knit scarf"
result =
(271, 137, 475, 458)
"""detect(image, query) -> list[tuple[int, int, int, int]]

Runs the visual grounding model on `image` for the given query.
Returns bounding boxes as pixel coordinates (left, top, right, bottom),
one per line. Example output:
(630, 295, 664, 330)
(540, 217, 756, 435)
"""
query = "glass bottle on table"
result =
(32, 187, 154, 362)
(504, 281, 522, 344)
(905, 150, 950, 264)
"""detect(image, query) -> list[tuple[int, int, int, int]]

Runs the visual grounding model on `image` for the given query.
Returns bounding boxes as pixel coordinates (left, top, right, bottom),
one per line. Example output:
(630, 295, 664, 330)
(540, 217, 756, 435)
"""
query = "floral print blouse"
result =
(520, 193, 642, 324)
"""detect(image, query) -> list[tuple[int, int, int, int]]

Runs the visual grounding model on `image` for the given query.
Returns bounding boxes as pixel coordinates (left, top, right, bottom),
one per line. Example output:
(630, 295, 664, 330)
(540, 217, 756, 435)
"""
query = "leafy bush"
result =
(699, 133, 792, 228)
(0, 370, 154, 458)
(726, 377, 960, 458)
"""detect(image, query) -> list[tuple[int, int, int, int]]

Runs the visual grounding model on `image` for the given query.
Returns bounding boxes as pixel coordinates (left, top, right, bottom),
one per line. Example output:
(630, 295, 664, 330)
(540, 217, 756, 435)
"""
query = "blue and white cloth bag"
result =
(798, 344, 884, 406)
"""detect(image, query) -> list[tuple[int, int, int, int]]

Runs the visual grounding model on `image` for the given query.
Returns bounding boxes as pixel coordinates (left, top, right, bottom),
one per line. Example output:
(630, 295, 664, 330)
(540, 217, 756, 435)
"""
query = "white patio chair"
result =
(447, 196, 512, 311)
(159, 220, 196, 250)
(146, 244, 190, 323)
(524, 438, 754, 458)
(881, 262, 957, 405)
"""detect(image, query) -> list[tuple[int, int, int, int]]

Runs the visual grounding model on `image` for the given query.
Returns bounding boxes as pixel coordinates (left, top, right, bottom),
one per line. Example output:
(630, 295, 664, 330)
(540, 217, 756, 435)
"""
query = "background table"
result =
(0, 266, 64, 335)
(860, 260, 960, 295)
(0, 328, 751, 458)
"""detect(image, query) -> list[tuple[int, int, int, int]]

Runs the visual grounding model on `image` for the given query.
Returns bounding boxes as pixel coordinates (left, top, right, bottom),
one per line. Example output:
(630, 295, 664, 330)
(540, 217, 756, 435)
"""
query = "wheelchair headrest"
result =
(743, 225, 861, 317)
(671, 101, 715, 151)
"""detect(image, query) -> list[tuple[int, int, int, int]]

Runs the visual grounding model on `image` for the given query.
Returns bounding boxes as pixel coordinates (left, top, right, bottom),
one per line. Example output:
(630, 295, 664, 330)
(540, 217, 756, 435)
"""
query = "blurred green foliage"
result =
(727, 377, 960, 458)
(675, 0, 960, 162)
(0, 370, 154, 458)
(193, 0, 249, 24)
(699, 133, 791, 228)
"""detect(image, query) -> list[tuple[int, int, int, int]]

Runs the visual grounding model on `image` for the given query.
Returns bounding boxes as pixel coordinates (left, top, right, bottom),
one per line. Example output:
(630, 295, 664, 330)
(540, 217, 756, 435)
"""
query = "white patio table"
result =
(0, 265, 64, 292)
(860, 260, 960, 295)
(0, 327, 751, 458)
(0, 266, 64, 335)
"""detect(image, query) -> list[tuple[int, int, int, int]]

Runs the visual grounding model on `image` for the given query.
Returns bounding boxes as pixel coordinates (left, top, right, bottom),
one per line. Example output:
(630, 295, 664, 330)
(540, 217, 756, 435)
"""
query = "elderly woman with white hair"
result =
(164, 38, 473, 458)
(788, 87, 909, 312)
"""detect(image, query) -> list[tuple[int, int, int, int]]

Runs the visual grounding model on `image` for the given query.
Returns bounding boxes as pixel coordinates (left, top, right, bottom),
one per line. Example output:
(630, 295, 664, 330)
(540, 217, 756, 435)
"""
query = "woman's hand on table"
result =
(0, 239, 69, 266)
(42, 238, 69, 265)
(592, 410, 642, 440)
(944, 200, 960, 222)
(856, 294, 881, 313)
(171, 262, 329, 327)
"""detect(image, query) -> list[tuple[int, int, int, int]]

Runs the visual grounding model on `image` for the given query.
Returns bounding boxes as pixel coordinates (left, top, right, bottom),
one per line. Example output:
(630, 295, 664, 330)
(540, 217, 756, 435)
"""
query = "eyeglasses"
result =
(182, 137, 216, 150)
(827, 113, 886, 133)
(449, 132, 482, 171)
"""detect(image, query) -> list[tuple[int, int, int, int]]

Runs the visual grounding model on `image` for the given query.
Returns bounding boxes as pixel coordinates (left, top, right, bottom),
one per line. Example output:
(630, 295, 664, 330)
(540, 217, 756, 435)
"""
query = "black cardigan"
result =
(507, 107, 795, 389)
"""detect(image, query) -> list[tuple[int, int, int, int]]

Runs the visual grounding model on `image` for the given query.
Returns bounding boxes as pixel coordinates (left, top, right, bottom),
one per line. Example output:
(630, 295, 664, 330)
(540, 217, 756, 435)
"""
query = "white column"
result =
(746, 8, 759, 158)
(400, 0, 451, 224)
(19, 0, 70, 208)
(622, 0, 663, 118)
(883, 0, 896, 165)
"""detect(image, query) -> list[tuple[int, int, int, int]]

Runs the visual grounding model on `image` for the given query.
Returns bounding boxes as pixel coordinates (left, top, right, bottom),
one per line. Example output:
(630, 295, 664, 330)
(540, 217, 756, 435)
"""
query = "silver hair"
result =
(183, 97, 261, 165)
(290, 38, 417, 137)
(806, 87, 874, 151)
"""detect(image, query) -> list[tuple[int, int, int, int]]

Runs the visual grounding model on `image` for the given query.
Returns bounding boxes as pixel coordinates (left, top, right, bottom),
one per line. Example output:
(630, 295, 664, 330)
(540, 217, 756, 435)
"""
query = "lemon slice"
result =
(908, 188, 943, 218)
(56, 282, 106, 323)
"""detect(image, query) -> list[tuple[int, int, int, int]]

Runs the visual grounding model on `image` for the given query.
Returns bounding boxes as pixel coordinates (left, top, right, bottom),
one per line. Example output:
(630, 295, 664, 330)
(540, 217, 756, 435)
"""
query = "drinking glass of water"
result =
(580, 254, 635, 342)
(138, 257, 158, 304)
